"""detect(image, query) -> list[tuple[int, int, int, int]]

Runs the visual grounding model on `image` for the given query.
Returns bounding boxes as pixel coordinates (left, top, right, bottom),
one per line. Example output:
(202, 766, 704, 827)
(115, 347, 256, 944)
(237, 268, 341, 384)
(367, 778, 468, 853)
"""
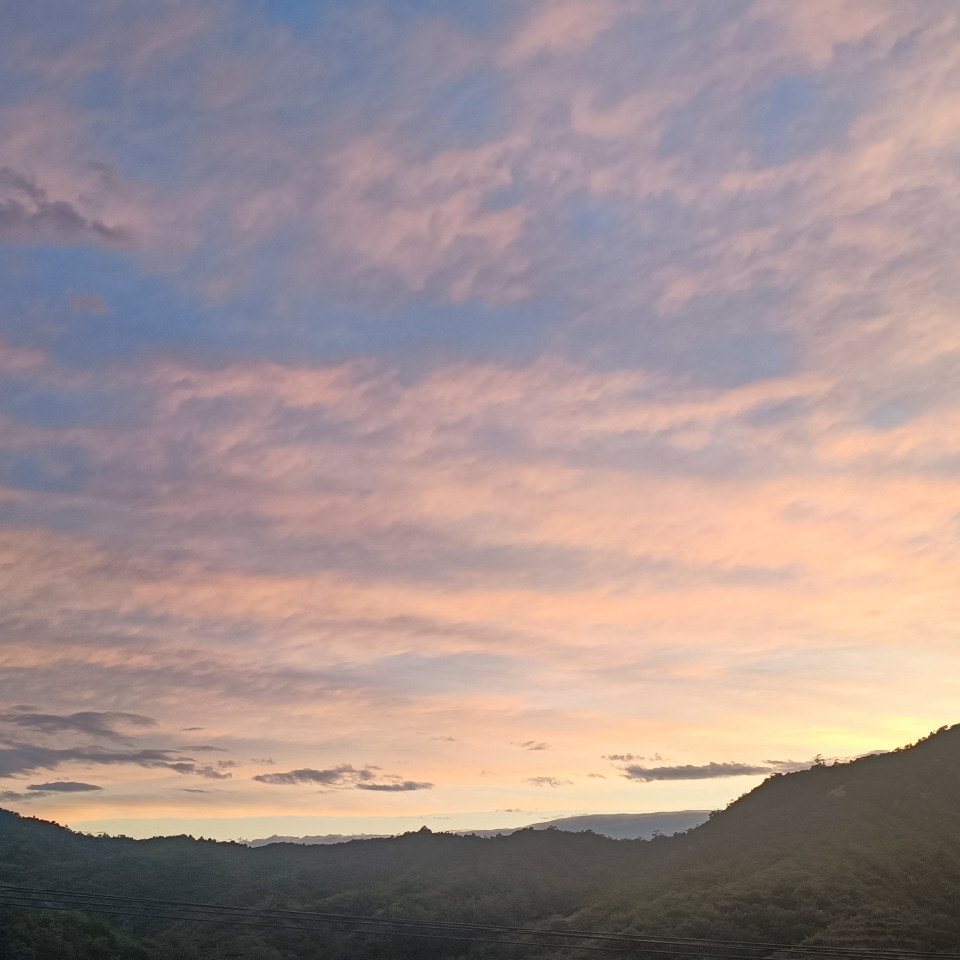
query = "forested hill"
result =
(2, 724, 960, 960)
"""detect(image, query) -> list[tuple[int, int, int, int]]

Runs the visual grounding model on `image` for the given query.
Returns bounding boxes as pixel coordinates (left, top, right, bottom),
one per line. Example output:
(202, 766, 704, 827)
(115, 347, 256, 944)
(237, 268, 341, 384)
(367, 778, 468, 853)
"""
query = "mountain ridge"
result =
(2, 723, 959, 958)
(245, 809, 713, 846)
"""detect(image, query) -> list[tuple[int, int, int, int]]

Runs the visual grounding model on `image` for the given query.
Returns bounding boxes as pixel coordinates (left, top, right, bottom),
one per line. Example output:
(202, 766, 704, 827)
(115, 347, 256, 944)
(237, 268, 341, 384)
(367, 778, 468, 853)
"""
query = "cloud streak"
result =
(526, 776, 573, 789)
(252, 765, 374, 786)
(253, 765, 431, 792)
(0, 0, 958, 831)
(0, 168, 133, 248)
(356, 781, 433, 792)
(0, 743, 207, 779)
(0, 711, 155, 742)
(28, 781, 102, 792)
(619, 761, 810, 782)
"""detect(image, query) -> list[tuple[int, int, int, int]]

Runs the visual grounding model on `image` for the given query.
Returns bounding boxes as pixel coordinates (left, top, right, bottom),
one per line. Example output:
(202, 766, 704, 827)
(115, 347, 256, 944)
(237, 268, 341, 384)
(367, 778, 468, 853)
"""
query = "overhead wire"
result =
(1, 884, 955, 959)
(1, 889, 760, 958)
(0, 897, 634, 953)
(0, 882, 938, 956)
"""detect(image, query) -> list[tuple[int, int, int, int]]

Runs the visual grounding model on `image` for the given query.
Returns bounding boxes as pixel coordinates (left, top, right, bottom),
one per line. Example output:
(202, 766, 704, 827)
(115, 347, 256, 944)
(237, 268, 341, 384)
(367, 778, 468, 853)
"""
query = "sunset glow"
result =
(1, 0, 959, 841)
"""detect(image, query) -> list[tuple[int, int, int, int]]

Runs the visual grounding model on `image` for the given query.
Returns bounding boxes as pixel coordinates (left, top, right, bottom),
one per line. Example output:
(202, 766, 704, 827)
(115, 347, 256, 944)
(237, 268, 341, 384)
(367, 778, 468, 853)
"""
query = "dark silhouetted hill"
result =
(2, 724, 959, 959)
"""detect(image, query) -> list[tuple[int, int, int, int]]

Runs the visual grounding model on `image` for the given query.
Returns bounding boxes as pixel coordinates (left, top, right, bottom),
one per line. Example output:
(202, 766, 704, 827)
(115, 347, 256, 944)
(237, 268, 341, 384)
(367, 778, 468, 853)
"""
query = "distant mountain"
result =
(525, 809, 711, 838)
(245, 810, 711, 846)
(247, 832, 392, 846)
(2, 723, 959, 959)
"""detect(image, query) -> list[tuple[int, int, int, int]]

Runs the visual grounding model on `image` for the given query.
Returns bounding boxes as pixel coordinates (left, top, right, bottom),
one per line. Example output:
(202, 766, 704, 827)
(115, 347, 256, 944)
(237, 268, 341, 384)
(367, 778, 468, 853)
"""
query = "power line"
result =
(1, 885, 954, 959)
(0, 897, 631, 953)
(0, 883, 927, 954)
(3, 887, 749, 958)
(0, 884, 945, 958)
(0, 890, 722, 956)
(0, 889, 640, 954)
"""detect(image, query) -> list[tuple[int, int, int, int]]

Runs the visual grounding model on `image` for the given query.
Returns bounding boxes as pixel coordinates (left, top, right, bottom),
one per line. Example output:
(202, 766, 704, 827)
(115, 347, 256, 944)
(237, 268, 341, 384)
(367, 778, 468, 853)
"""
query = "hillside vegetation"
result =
(2, 724, 960, 960)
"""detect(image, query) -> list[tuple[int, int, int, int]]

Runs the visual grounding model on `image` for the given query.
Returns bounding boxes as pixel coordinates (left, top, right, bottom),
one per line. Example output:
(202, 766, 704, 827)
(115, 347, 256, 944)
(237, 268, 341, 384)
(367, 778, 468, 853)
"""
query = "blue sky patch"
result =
(749, 75, 856, 168)
(0, 444, 92, 494)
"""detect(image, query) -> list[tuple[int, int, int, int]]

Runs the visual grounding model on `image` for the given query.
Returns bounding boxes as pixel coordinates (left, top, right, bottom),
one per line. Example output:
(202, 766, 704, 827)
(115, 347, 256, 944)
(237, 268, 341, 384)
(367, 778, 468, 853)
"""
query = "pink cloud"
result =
(307, 137, 529, 302)
(13, 3, 216, 81)
(0, 100, 200, 253)
(752, 0, 894, 67)
(503, 0, 623, 63)
(5, 0, 960, 829)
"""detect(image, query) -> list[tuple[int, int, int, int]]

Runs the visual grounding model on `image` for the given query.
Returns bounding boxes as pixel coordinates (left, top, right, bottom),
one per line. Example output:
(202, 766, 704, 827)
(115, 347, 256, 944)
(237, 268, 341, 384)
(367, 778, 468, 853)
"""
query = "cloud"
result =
(314, 136, 528, 303)
(0, 743, 196, 778)
(252, 765, 375, 786)
(0, 168, 133, 248)
(2, 0, 960, 826)
(356, 781, 433, 792)
(0, 711, 155, 742)
(28, 781, 102, 792)
(620, 761, 785, 782)
(504, 0, 621, 63)
(753, 0, 892, 68)
(515, 740, 550, 751)
(525, 776, 572, 788)
(166, 763, 233, 780)
(2, 780, 101, 801)
(604, 753, 663, 762)
(252, 764, 430, 791)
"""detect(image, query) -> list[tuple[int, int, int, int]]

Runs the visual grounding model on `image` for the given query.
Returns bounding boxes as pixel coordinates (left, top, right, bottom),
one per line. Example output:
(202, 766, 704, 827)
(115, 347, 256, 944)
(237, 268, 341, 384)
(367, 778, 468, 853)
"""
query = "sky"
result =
(1, 0, 959, 843)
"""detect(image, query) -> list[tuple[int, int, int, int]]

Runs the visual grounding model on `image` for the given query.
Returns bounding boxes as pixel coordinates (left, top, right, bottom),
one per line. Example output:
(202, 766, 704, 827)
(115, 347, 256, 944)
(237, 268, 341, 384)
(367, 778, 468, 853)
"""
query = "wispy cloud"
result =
(252, 765, 374, 786)
(1, 781, 101, 802)
(604, 753, 663, 763)
(0, 742, 232, 780)
(28, 781, 102, 792)
(0, 168, 133, 248)
(0, 711, 155, 742)
(526, 776, 573, 788)
(166, 762, 233, 780)
(356, 781, 432, 792)
(619, 761, 810, 782)
(253, 765, 431, 792)
(0, 743, 180, 778)
(0, 0, 958, 831)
